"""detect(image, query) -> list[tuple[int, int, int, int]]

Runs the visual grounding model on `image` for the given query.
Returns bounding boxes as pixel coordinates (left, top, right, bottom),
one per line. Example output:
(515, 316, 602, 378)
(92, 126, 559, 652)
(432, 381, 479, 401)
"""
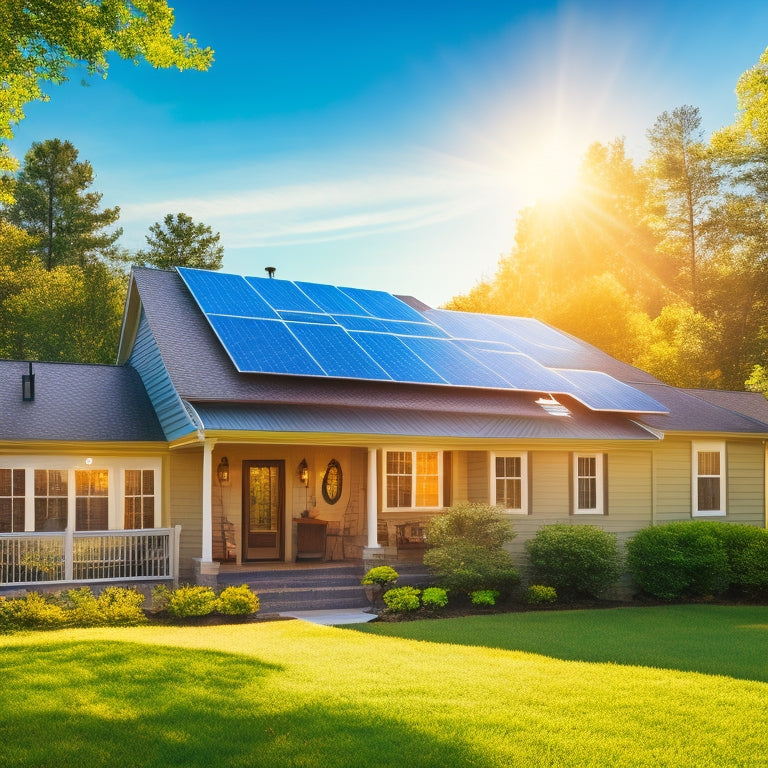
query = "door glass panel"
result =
(250, 466, 279, 533)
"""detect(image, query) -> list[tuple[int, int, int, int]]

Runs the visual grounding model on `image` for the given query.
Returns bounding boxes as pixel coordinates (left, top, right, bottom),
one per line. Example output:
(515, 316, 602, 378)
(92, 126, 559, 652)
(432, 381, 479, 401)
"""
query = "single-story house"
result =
(2, 265, 767, 588)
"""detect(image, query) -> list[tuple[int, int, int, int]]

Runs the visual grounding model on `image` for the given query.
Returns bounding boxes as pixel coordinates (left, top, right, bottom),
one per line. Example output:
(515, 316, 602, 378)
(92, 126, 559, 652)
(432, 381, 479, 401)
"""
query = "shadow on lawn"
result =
(0, 640, 490, 768)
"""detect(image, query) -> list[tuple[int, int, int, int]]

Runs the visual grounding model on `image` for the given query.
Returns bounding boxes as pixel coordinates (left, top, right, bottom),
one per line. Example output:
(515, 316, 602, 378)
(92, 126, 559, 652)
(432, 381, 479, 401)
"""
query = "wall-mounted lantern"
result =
(22, 362, 35, 402)
(297, 458, 309, 487)
(216, 456, 230, 485)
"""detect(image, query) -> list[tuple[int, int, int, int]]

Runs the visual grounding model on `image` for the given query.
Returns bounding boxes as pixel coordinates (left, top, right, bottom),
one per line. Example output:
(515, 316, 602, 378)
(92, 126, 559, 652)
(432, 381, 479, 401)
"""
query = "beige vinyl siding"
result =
(530, 452, 569, 516)
(169, 449, 203, 580)
(652, 441, 692, 522)
(726, 441, 765, 525)
(466, 451, 489, 503)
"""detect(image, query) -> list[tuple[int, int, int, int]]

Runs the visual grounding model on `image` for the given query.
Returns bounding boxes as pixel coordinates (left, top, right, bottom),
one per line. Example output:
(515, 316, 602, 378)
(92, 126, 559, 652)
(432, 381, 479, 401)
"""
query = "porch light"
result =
(298, 458, 309, 487)
(216, 457, 230, 485)
(22, 361, 35, 402)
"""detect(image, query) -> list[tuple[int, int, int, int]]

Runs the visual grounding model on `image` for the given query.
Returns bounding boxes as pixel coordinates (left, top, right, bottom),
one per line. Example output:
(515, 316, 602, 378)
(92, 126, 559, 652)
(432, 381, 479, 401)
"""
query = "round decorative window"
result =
(321, 459, 343, 505)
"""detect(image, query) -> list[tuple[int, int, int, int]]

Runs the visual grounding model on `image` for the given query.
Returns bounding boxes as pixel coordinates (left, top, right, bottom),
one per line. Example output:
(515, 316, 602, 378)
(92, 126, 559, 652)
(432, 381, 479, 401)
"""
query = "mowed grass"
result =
(0, 606, 765, 768)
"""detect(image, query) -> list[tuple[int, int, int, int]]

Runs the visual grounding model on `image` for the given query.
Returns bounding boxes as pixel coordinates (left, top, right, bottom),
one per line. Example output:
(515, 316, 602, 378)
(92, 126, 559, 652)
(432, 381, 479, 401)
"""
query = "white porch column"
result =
(201, 439, 214, 562)
(367, 447, 380, 548)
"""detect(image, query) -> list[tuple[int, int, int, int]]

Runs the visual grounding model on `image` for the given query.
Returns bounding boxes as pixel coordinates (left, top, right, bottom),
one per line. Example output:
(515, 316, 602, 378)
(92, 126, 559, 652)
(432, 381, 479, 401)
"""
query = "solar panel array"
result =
(177, 268, 668, 414)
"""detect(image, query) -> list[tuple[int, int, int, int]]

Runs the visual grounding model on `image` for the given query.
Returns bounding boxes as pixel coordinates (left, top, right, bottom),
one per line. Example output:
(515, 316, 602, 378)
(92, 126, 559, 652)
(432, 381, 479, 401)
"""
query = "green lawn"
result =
(1, 606, 766, 767)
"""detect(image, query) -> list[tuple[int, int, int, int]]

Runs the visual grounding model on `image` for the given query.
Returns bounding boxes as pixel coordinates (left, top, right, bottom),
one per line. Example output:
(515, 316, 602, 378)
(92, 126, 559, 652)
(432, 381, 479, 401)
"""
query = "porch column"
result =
(194, 439, 220, 586)
(367, 447, 380, 548)
(201, 439, 214, 561)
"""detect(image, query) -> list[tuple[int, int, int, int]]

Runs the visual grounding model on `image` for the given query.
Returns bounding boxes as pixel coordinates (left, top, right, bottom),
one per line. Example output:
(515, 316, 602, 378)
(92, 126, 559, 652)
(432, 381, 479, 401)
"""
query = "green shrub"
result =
(626, 522, 732, 600)
(361, 566, 399, 586)
(714, 523, 768, 595)
(427, 502, 515, 549)
(14, 592, 67, 629)
(382, 586, 421, 612)
(96, 587, 147, 626)
(525, 584, 558, 605)
(424, 542, 520, 595)
(165, 585, 218, 617)
(151, 583, 172, 613)
(424, 503, 519, 596)
(216, 584, 260, 615)
(60, 587, 102, 626)
(421, 586, 449, 610)
(470, 589, 499, 607)
(526, 524, 621, 600)
(0, 596, 24, 633)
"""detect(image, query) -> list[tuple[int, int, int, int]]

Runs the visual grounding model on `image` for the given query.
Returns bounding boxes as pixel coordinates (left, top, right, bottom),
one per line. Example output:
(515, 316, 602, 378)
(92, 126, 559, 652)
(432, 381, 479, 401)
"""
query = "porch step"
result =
(217, 564, 434, 614)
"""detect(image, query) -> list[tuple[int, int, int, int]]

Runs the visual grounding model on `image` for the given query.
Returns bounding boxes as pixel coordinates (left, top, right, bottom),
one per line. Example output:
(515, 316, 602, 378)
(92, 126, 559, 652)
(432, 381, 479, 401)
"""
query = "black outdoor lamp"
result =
(22, 362, 35, 402)
(298, 458, 309, 487)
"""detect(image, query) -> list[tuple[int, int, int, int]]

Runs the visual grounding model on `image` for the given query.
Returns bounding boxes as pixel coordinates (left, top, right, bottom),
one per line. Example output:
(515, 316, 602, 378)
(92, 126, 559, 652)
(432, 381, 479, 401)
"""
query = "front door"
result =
(242, 460, 284, 560)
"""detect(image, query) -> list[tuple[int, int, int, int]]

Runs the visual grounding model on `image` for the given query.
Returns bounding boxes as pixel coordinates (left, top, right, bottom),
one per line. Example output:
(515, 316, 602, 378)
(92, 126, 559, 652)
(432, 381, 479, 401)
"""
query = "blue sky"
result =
(10, 0, 768, 306)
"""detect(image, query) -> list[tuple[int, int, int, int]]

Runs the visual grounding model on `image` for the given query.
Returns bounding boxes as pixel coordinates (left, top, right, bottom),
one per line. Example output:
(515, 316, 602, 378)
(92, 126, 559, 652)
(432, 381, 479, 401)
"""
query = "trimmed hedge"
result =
(526, 524, 621, 600)
(627, 521, 768, 600)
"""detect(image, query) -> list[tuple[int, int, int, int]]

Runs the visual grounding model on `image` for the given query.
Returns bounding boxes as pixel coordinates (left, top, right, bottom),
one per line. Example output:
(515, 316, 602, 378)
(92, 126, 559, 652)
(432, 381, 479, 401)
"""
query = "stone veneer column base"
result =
(192, 558, 221, 586)
(362, 546, 397, 570)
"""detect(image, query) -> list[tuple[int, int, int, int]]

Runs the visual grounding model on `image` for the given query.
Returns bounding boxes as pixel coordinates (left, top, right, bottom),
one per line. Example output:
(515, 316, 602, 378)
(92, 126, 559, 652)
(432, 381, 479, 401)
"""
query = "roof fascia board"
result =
(116, 270, 141, 365)
(0, 441, 168, 455)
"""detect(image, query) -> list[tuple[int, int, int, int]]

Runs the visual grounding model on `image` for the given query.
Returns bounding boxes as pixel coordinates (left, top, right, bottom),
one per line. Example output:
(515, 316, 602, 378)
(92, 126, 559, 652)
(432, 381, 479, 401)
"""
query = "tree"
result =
(0, 0, 212, 175)
(646, 106, 722, 310)
(135, 213, 224, 270)
(5, 139, 121, 269)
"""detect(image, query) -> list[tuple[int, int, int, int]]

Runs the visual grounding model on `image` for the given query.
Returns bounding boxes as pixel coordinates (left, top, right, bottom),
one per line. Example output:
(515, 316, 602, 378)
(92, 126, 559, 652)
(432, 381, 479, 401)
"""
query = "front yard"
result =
(1, 605, 766, 767)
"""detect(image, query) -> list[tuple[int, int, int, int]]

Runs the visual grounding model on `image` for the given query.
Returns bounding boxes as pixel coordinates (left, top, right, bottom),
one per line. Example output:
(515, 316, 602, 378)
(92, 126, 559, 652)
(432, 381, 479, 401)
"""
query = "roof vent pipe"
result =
(265, 266, 276, 278)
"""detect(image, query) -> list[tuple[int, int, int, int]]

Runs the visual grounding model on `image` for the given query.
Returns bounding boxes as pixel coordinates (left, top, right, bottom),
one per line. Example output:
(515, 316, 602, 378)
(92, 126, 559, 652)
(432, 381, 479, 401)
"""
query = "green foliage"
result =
(164, 585, 218, 618)
(420, 586, 449, 610)
(95, 586, 147, 626)
(526, 524, 621, 600)
(216, 585, 260, 616)
(0, 0, 212, 153)
(470, 589, 499, 607)
(626, 522, 732, 599)
(424, 503, 519, 596)
(7, 592, 67, 630)
(525, 585, 558, 605)
(424, 542, 520, 596)
(132, 212, 224, 270)
(382, 586, 421, 613)
(361, 565, 399, 586)
(426, 502, 515, 549)
(5, 139, 122, 270)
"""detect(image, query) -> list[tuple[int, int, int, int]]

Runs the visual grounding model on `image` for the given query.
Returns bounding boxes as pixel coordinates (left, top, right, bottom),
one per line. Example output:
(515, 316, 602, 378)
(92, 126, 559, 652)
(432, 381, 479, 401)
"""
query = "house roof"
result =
(0, 360, 165, 442)
(121, 267, 768, 440)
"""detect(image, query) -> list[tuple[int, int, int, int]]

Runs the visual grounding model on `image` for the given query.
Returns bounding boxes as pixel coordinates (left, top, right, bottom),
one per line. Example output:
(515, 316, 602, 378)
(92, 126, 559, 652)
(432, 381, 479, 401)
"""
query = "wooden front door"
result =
(242, 460, 284, 560)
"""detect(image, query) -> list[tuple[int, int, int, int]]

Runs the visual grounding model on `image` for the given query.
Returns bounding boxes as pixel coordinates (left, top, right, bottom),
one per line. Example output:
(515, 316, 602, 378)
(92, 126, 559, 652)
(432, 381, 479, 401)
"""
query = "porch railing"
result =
(0, 526, 181, 587)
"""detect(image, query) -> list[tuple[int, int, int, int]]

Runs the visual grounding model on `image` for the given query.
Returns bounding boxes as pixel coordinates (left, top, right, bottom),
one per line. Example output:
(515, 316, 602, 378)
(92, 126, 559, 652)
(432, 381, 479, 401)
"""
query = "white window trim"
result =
(0, 457, 161, 531)
(382, 449, 443, 512)
(692, 441, 726, 517)
(489, 451, 528, 514)
(572, 453, 605, 515)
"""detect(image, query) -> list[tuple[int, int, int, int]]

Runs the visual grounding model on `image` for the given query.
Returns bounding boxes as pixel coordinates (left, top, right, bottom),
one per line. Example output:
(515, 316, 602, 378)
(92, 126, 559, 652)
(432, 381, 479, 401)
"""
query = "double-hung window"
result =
(573, 453, 605, 515)
(124, 470, 156, 529)
(490, 452, 528, 513)
(385, 451, 441, 509)
(692, 442, 726, 516)
(0, 469, 25, 532)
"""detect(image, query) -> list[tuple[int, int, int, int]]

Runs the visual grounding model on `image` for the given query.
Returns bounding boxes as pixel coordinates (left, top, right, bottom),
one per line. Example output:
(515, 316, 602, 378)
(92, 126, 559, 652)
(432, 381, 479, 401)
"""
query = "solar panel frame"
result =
(295, 281, 371, 316)
(245, 276, 323, 312)
(338, 285, 427, 321)
(555, 369, 668, 413)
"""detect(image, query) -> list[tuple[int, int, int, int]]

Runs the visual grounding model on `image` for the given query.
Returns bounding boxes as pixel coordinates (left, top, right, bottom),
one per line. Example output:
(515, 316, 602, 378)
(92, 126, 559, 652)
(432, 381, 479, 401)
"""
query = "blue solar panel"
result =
(295, 282, 370, 316)
(207, 315, 323, 375)
(277, 311, 336, 325)
(333, 315, 389, 333)
(399, 337, 509, 388)
(177, 268, 669, 414)
(466, 350, 575, 392)
(246, 276, 323, 312)
(351, 332, 447, 384)
(555, 369, 668, 413)
(286, 322, 391, 380)
(339, 286, 425, 322)
(179, 268, 277, 318)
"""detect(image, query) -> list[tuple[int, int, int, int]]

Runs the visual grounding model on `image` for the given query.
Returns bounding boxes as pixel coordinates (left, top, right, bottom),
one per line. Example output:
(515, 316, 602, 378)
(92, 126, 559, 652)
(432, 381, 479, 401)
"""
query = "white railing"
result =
(0, 526, 181, 587)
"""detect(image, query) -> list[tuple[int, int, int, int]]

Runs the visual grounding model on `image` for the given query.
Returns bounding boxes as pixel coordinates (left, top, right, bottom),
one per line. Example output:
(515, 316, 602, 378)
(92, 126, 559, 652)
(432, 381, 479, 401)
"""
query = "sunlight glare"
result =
(516, 135, 583, 204)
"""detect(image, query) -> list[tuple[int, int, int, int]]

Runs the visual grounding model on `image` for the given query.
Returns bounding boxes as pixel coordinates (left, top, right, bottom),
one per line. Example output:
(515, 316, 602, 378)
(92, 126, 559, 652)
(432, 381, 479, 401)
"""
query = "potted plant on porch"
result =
(361, 565, 399, 608)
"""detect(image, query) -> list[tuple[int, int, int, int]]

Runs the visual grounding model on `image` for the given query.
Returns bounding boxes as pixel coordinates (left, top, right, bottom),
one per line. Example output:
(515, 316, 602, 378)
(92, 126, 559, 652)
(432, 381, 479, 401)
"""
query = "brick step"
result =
(257, 585, 370, 613)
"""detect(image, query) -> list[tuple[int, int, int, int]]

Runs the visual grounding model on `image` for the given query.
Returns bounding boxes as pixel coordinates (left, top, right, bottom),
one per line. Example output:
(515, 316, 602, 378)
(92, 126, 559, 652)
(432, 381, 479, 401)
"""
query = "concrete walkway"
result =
(279, 608, 378, 626)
